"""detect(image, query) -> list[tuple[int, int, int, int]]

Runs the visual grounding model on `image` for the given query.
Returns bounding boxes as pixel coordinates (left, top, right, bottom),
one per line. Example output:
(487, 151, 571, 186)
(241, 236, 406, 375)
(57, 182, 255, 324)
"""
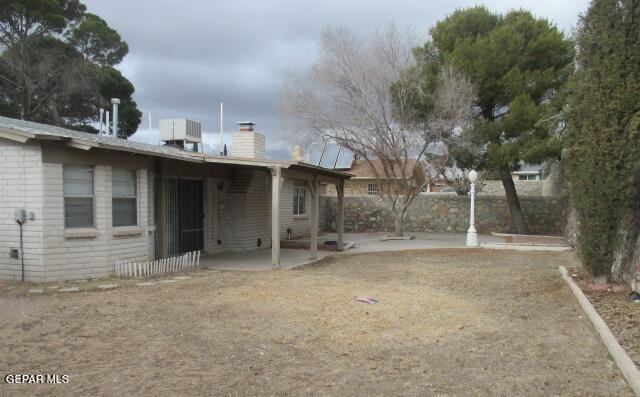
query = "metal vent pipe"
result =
(111, 98, 120, 137)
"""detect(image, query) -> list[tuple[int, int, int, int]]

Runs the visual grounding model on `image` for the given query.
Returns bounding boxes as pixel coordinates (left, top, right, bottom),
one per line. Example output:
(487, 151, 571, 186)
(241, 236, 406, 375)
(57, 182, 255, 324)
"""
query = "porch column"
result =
(271, 167, 281, 269)
(337, 180, 345, 251)
(308, 175, 319, 260)
(156, 160, 168, 259)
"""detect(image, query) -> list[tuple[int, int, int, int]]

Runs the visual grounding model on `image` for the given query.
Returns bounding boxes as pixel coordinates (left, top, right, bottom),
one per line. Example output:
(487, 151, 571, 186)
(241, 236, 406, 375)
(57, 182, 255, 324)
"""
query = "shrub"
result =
(565, 0, 640, 279)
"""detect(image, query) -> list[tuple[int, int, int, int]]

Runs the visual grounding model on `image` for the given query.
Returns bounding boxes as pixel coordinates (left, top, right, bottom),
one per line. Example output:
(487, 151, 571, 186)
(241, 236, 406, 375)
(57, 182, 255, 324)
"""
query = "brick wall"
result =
(0, 140, 45, 280)
(41, 164, 153, 281)
(232, 131, 266, 159)
(279, 178, 311, 239)
(206, 170, 312, 253)
(320, 194, 568, 236)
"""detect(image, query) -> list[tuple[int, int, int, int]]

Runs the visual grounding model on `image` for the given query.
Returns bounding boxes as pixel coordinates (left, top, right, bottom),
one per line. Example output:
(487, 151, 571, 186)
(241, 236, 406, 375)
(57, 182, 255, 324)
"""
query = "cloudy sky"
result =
(83, 0, 589, 159)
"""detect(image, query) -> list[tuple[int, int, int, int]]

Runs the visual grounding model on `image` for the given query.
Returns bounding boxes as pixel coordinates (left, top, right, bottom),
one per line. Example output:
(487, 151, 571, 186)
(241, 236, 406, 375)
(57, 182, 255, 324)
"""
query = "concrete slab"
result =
(323, 232, 503, 255)
(200, 248, 332, 272)
(97, 284, 118, 290)
(28, 289, 44, 294)
(59, 287, 80, 292)
(199, 233, 502, 272)
(136, 282, 155, 287)
(173, 276, 191, 280)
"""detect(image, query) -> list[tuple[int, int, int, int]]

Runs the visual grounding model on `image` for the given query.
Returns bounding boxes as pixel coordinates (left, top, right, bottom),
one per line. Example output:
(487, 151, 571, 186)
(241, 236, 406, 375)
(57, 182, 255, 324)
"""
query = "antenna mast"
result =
(220, 102, 224, 155)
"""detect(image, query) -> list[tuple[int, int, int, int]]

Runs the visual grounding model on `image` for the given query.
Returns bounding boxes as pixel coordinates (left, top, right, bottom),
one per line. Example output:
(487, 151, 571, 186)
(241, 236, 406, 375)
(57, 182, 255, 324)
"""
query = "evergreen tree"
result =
(566, 0, 640, 280)
(0, 1, 141, 136)
(417, 7, 574, 234)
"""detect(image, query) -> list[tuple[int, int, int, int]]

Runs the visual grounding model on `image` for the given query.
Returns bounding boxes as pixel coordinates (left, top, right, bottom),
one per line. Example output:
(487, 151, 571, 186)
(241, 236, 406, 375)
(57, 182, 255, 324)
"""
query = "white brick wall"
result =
(280, 178, 311, 239)
(233, 131, 266, 159)
(0, 140, 45, 281)
(41, 163, 153, 281)
(219, 169, 272, 252)
(200, 171, 311, 254)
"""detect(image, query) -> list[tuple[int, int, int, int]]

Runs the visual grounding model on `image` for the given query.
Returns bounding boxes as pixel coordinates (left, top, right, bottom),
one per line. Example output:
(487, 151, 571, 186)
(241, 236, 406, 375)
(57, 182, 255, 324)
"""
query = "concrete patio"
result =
(200, 232, 504, 271)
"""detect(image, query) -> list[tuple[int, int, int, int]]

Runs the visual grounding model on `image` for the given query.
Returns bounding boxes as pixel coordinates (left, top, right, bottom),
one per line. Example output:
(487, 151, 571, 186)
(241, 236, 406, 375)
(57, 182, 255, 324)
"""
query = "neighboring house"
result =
(0, 117, 349, 282)
(302, 142, 431, 196)
(512, 162, 548, 181)
(334, 158, 427, 196)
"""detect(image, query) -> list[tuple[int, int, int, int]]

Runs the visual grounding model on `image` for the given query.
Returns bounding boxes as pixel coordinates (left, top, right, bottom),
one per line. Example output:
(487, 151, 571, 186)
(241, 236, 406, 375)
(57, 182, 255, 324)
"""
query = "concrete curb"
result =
(559, 266, 640, 396)
(482, 243, 571, 251)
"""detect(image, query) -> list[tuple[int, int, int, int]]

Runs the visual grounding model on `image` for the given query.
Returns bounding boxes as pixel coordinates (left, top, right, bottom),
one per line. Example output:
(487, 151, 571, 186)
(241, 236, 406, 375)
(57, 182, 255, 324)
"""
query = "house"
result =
(0, 116, 350, 282)
(332, 158, 428, 196)
(512, 162, 548, 181)
(302, 142, 434, 196)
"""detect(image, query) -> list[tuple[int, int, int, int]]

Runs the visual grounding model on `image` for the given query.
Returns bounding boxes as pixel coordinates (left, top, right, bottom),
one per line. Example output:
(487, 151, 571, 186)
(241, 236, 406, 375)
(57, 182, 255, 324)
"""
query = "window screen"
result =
(63, 165, 94, 228)
(293, 187, 307, 215)
(112, 168, 137, 227)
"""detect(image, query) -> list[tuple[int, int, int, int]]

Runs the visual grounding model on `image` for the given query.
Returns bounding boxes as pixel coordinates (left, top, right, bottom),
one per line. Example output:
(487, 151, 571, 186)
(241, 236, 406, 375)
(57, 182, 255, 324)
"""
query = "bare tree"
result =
(444, 168, 485, 195)
(279, 24, 476, 237)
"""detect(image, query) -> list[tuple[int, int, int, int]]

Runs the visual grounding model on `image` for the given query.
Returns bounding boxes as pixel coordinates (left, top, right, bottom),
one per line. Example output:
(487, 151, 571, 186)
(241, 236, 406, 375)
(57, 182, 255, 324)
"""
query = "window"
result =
(367, 183, 379, 196)
(63, 165, 94, 228)
(112, 168, 137, 227)
(293, 186, 307, 216)
(518, 174, 538, 181)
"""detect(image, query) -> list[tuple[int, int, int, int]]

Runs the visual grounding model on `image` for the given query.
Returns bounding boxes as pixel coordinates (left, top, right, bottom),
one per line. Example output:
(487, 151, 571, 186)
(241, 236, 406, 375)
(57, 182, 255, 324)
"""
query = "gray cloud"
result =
(83, 0, 589, 159)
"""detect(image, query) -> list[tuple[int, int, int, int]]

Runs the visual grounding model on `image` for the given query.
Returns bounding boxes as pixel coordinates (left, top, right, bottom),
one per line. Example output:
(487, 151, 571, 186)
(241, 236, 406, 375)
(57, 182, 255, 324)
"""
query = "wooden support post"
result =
(156, 159, 168, 259)
(308, 175, 319, 260)
(337, 180, 345, 251)
(271, 167, 282, 269)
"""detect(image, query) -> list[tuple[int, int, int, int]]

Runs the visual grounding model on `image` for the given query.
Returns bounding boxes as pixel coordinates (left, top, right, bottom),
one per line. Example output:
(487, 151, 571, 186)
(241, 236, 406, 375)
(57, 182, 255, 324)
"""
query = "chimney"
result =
(233, 121, 265, 159)
(291, 145, 304, 161)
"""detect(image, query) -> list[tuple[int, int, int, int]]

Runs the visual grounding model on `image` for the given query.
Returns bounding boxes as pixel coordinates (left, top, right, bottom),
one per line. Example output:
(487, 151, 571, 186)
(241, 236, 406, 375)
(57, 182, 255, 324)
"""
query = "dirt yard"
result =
(585, 290, 640, 368)
(0, 249, 632, 396)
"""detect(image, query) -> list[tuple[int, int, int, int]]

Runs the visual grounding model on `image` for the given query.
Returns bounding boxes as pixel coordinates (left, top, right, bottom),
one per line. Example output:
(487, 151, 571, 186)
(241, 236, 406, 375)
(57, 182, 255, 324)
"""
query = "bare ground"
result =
(568, 265, 640, 369)
(585, 290, 640, 368)
(0, 249, 632, 396)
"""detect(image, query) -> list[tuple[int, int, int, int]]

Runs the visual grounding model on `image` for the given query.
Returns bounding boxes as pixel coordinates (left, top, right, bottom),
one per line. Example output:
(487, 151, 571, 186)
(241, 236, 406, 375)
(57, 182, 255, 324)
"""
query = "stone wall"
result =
(320, 194, 568, 236)
(479, 180, 544, 196)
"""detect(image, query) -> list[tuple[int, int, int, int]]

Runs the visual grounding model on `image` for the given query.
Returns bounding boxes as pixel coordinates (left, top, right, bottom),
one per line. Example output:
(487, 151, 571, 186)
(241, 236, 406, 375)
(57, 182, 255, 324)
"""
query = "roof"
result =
(348, 159, 420, 179)
(0, 116, 351, 179)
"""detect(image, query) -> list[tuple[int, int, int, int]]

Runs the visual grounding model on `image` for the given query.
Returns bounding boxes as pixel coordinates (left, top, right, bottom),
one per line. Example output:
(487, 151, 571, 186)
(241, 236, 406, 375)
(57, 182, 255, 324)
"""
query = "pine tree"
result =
(418, 8, 574, 234)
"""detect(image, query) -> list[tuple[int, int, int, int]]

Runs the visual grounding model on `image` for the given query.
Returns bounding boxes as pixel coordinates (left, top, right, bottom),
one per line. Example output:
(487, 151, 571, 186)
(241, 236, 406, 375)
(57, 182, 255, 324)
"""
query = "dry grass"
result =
(0, 249, 632, 396)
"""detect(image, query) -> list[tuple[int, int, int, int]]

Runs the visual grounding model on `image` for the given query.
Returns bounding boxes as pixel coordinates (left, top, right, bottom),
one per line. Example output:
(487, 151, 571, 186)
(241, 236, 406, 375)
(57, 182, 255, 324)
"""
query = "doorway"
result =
(167, 178, 204, 255)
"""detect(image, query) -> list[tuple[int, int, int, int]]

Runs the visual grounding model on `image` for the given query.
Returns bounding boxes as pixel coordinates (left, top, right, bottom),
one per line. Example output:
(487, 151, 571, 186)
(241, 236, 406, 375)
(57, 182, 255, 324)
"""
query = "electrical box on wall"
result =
(14, 209, 26, 223)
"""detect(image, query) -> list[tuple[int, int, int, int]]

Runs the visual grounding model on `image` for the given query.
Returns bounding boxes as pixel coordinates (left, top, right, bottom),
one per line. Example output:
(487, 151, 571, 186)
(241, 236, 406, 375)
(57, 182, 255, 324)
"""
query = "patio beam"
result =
(336, 180, 345, 251)
(308, 175, 319, 260)
(271, 166, 282, 269)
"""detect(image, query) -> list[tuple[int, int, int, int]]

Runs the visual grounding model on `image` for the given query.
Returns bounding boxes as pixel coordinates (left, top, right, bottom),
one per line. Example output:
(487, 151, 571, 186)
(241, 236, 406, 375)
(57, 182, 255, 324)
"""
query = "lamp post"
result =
(466, 170, 478, 247)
